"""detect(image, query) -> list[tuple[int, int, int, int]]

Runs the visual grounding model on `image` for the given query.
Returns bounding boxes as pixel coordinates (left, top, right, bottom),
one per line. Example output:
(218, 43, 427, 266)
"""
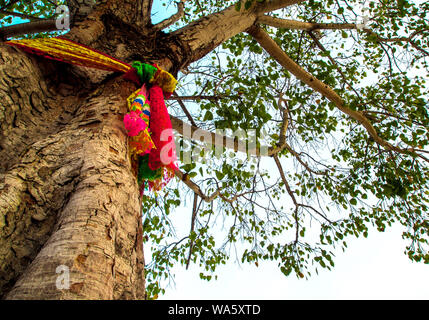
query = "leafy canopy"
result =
(144, 0, 428, 298)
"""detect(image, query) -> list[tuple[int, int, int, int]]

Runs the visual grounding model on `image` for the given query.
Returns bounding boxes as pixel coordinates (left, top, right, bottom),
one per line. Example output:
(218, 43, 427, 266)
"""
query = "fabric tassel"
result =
(135, 85, 178, 192)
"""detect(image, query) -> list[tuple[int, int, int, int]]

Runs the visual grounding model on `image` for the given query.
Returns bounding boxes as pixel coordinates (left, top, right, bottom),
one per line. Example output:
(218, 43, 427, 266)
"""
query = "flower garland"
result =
(6, 37, 178, 193)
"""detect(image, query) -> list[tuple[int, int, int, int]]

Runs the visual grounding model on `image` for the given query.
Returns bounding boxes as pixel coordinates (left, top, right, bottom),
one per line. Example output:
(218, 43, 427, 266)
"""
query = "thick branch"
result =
(68, 0, 152, 30)
(173, 5, 256, 64)
(173, 0, 307, 67)
(141, 0, 154, 26)
(258, 16, 429, 56)
(118, 0, 156, 27)
(0, 19, 57, 39)
(170, 115, 256, 155)
(255, 0, 307, 14)
(170, 110, 291, 158)
(257, 15, 357, 30)
(247, 25, 421, 157)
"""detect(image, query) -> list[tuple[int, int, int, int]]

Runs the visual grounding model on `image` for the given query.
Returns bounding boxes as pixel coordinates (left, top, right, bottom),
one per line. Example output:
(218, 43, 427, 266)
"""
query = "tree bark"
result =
(0, 42, 145, 299)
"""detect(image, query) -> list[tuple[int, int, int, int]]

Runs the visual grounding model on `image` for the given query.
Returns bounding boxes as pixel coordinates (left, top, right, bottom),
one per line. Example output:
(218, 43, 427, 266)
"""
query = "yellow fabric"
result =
(150, 69, 178, 93)
(6, 38, 131, 73)
(6, 38, 178, 92)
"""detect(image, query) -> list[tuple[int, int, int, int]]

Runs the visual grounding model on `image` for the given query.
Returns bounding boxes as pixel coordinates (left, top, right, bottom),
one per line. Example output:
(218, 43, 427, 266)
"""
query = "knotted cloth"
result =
(6, 37, 178, 193)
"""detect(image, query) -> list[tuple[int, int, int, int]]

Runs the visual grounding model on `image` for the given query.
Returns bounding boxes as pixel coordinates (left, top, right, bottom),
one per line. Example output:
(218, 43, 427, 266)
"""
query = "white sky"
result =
(161, 223, 428, 299)
(151, 0, 428, 300)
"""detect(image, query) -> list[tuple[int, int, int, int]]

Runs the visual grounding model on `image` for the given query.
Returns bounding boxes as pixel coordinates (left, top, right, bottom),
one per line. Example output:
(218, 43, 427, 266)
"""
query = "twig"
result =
(0, 10, 43, 21)
(167, 95, 237, 101)
(172, 92, 199, 127)
(0, 0, 20, 11)
(153, 0, 186, 30)
(257, 15, 357, 31)
(185, 193, 199, 270)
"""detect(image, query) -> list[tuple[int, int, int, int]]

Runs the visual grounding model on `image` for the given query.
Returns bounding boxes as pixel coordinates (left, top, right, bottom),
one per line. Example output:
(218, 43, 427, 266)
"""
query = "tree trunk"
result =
(0, 42, 145, 299)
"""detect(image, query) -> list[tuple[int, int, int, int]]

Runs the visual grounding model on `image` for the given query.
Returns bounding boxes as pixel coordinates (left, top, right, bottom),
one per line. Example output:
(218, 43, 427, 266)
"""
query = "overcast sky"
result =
(151, 0, 428, 300)
(159, 221, 428, 299)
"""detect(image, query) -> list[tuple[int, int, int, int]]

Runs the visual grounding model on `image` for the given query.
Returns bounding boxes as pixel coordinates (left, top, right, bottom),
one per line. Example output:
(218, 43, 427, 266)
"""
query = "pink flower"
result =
(124, 111, 147, 136)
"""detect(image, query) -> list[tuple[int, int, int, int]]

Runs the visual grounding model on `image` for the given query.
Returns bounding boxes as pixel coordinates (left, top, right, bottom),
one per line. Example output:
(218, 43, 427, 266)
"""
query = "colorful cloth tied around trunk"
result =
(125, 82, 178, 193)
(6, 37, 131, 73)
(125, 85, 154, 154)
(6, 37, 178, 193)
(124, 61, 177, 98)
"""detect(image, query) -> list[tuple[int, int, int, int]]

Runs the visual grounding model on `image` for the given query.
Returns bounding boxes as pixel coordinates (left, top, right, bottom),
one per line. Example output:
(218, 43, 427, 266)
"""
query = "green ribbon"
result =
(131, 61, 157, 85)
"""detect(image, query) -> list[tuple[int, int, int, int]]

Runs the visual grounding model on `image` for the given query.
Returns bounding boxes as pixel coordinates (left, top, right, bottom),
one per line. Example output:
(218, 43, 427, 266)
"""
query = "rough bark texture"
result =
(0, 42, 145, 299)
(172, 5, 257, 64)
(0, 0, 155, 300)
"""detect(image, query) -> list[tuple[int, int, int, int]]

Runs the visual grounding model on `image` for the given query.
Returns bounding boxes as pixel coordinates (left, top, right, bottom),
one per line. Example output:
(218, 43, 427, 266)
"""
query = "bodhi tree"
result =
(0, 0, 428, 300)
